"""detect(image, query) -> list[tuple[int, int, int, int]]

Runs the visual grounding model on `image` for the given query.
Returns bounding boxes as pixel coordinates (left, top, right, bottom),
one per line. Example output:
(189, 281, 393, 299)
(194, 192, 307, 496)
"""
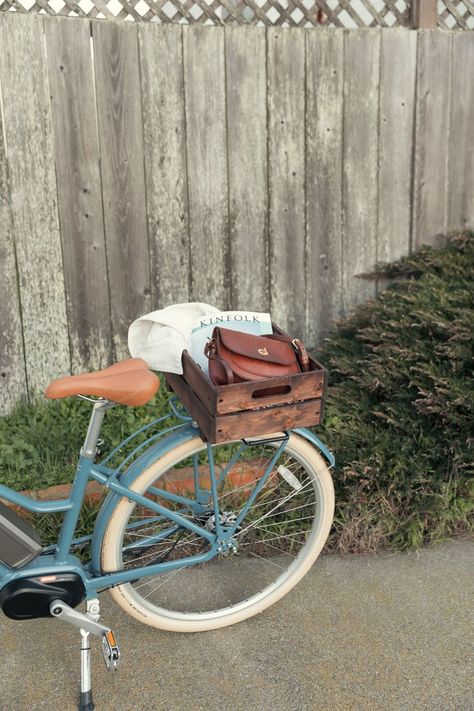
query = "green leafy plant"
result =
(316, 233, 473, 552)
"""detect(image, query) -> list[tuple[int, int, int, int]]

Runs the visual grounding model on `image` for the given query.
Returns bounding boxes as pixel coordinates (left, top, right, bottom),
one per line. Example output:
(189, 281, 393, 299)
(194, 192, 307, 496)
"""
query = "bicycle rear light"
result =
(0, 501, 42, 568)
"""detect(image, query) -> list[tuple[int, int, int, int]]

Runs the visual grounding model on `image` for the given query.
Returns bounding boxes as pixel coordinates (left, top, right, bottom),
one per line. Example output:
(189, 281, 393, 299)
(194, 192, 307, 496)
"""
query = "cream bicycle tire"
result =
(101, 433, 334, 632)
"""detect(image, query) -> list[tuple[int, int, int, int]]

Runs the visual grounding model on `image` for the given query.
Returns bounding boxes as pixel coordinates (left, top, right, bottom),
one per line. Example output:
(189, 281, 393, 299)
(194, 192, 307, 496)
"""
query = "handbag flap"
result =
(216, 327, 296, 366)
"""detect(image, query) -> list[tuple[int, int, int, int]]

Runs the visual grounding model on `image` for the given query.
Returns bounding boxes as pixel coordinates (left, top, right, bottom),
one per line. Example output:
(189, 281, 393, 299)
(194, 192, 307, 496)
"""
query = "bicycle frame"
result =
(0, 397, 334, 599)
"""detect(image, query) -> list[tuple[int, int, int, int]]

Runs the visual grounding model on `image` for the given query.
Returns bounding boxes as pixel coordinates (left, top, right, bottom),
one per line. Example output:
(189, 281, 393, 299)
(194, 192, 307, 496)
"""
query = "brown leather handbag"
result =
(204, 327, 310, 386)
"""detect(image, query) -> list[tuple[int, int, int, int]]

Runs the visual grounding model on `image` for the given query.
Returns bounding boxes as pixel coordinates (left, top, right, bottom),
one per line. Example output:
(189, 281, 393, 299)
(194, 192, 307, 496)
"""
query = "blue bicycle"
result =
(0, 358, 335, 709)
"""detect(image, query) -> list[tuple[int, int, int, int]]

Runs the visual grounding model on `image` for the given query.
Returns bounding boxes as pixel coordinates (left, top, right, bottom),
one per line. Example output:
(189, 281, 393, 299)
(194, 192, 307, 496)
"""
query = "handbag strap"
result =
(204, 339, 235, 384)
(267, 335, 310, 372)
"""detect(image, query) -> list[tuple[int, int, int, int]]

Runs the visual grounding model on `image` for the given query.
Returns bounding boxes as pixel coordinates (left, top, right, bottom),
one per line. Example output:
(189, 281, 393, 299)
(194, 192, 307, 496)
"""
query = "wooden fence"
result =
(1, 14, 473, 412)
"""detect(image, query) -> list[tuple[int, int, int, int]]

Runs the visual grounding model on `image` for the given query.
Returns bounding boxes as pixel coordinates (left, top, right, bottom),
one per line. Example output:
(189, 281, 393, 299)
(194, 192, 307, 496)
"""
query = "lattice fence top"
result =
(438, 1, 474, 28)
(0, 0, 473, 27)
(0, 0, 411, 26)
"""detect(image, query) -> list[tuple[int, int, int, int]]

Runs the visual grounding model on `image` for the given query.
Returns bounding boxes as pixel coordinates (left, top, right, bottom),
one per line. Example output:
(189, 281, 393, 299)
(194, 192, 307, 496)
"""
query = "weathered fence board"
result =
(139, 25, 190, 308)
(268, 29, 306, 335)
(93, 21, 151, 360)
(448, 33, 474, 229)
(412, 31, 452, 249)
(0, 102, 27, 414)
(0, 14, 70, 396)
(183, 27, 229, 308)
(342, 29, 381, 311)
(378, 29, 417, 265)
(305, 29, 344, 341)
(46, 18, 112, 374)
(225, 26, 269, 312)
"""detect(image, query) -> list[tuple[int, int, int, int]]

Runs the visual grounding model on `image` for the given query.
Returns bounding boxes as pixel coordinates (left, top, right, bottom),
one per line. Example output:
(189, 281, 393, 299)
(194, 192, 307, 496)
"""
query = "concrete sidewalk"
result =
(0, 540, 472, 711)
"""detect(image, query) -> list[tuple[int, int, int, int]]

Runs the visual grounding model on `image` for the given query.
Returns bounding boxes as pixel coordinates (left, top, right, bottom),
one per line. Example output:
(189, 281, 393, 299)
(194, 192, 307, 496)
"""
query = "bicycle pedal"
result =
(102, 630, 120, 671)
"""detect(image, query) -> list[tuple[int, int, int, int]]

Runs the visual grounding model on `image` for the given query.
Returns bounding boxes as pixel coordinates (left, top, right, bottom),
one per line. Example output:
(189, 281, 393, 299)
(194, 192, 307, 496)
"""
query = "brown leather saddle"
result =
(45, 358, 160, 407)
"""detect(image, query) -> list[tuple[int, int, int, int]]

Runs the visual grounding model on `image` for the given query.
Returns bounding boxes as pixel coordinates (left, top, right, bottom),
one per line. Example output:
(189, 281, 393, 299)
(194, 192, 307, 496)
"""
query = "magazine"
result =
(190, 310, 273, 375)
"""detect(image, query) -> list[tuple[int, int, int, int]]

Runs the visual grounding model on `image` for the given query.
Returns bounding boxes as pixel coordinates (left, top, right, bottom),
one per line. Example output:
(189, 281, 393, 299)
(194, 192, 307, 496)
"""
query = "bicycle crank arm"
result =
(50, 599, 112, 636)
(50, 600, 121, 672)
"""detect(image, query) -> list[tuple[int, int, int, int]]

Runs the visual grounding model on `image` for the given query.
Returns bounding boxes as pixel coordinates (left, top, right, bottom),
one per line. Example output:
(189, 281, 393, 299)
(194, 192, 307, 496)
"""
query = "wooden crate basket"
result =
(165, 330, 327, 443)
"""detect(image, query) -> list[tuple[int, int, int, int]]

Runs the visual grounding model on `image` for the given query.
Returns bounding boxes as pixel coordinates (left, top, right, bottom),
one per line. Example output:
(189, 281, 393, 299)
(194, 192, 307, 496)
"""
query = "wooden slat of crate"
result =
(213, 399, 322, 444)
(178, 351, 325, 415)
(214, 372, 324, 415)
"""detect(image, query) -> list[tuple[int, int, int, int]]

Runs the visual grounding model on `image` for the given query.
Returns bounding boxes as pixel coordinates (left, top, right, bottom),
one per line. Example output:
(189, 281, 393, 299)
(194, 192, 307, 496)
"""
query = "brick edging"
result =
(5, 462, 262, 515)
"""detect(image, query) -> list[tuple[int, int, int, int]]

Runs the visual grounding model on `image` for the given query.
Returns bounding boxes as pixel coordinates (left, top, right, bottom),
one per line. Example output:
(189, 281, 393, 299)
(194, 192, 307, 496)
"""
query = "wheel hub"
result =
(203, 511, 238, 533)
(195, 510, 240, 554)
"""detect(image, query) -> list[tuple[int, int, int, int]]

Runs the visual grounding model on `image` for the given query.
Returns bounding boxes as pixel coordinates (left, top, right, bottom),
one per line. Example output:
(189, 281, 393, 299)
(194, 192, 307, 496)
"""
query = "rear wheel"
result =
(101, 433, 334, 632)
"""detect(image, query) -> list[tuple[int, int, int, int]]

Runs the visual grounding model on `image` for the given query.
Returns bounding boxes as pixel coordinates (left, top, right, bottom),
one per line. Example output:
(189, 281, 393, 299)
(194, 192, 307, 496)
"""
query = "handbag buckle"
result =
(291, 338, 310, 372)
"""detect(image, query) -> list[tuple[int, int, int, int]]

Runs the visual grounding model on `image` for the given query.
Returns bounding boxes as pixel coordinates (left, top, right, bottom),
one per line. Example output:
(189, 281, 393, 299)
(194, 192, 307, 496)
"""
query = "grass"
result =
(0, 234, 472, 552)
(0, 386, 173, 491)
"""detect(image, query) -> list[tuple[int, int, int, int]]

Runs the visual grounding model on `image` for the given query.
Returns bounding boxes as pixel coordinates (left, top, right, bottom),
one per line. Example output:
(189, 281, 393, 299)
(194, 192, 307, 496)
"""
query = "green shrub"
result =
(317, 234, 473, 552)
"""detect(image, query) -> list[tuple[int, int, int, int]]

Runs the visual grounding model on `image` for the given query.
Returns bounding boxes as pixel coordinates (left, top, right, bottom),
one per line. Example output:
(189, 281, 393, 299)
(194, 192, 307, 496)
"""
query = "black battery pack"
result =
(0, 501, 42, 568)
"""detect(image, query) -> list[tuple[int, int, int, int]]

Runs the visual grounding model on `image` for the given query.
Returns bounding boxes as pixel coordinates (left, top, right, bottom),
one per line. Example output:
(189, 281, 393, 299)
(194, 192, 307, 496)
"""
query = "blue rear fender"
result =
(293, 428, 335, 468)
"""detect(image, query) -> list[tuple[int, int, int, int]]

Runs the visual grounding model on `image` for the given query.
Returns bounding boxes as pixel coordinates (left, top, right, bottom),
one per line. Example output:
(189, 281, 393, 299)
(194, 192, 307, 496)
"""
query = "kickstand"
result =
(79, 628, 94, 711)
(79, 599, 101, 711)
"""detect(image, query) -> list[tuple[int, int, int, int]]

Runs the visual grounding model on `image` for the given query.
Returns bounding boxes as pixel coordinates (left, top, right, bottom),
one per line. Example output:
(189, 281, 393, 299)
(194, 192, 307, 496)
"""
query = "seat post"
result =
(81, 400, 113, 460)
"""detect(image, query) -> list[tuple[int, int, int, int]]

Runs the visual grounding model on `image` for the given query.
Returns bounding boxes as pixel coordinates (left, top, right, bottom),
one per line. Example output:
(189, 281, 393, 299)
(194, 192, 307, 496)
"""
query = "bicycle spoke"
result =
(143, 567, 186, 599)
(247, 550, 285, 571)
(160, 476, 196, 516)
(245, 511, 316, 531)
(239, 530, 308, 549)
(216, 470, 278, 505)
(235, 477, 311, 514)
(242, 537, 297, 558)
(236, 555, 269, 578)
(236, 477, 316, 537)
